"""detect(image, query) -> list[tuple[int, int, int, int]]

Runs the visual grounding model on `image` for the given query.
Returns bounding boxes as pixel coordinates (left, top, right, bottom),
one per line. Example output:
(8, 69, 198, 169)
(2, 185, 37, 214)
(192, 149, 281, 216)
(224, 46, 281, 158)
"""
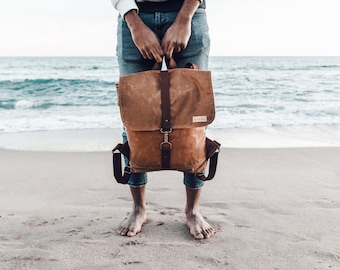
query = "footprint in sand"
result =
(120, 239, 144, 246)
(23, 216, 66, 227)
(117, 196, 132, 201)
(311, 199, 340, 209)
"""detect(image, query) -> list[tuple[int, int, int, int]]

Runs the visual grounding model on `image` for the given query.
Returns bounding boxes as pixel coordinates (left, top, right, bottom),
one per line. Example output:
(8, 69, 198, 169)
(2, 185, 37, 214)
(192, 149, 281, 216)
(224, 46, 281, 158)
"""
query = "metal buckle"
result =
(124, 166, 131, 174)
(160, 128, 172, 134)
(160, 128, 172, 150)
(160, 141, 172, 150)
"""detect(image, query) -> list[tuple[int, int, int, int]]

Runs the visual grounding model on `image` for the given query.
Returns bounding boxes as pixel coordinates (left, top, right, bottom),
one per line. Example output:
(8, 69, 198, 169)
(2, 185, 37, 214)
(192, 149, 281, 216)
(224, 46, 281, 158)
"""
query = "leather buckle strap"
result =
(160, 70, 171, 131)
(196, 138, 221, 181)
(112, 143, 131, 184)
(160, 128, 172, 169)
(159, 62, 172, 169)
(160, 128, 173, 150)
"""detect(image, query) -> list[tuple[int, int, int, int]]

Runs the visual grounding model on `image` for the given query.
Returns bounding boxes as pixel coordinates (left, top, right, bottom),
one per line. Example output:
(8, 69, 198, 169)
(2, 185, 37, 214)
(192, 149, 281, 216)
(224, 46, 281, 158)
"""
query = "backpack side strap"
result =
(112, 138, 221, 184)
(195, 138, 221, 181)
(112, 142, 131, 184)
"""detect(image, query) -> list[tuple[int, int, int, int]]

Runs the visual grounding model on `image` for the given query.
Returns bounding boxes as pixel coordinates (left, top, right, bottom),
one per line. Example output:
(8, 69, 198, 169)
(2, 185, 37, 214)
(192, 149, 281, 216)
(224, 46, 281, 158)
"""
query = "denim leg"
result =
(176, 10, 210, 189)
(183, 172, 204, 189)
(117, 16, 152, 187)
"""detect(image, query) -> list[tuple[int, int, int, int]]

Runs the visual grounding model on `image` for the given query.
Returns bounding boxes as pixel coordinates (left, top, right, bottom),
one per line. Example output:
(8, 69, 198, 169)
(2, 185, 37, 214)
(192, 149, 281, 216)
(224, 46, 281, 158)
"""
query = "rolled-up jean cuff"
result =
(128, 172, 148, 187)
(129, 184, 147, 188)
(183, 172, 204, 189)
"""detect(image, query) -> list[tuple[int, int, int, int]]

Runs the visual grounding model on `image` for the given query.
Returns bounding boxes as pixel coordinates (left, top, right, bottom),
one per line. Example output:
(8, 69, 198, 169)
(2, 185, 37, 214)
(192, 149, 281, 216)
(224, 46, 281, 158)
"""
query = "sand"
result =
(1, 147, 340, 270)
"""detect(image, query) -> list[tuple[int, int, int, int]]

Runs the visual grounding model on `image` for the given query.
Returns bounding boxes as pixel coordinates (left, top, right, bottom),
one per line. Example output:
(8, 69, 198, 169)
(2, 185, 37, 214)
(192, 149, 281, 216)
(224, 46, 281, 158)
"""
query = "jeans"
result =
(116, 9, 210, 189)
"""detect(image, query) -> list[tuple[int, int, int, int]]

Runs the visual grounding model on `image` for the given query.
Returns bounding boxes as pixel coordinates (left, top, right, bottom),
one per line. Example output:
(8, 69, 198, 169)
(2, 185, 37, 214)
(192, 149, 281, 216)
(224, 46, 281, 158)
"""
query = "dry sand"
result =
(1, 147, 340, 269)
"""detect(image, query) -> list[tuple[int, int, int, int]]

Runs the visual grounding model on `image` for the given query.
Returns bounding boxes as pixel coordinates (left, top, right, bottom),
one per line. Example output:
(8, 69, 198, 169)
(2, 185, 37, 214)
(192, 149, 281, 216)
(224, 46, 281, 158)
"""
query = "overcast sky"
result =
(1, 0, 340, 56)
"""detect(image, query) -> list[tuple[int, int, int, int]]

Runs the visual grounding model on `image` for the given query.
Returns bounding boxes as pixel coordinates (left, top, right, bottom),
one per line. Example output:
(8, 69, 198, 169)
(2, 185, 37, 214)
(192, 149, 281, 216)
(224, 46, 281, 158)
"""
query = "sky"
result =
(0, 0, 340, 57)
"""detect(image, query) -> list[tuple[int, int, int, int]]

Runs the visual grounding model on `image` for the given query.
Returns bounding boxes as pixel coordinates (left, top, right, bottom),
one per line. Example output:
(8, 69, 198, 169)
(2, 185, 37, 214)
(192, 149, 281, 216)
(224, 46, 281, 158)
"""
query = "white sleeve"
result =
(111, 0, 139, 17)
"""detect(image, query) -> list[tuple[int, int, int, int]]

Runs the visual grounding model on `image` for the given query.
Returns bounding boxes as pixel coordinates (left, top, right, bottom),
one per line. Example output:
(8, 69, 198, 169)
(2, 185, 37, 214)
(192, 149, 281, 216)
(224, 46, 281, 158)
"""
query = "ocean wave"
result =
(277, 65, 340, 71)
(0, 78, 114, 86)
(14, 100, 36, 109)
(2, 56, 340, 136)
(0, 78, 116, 99)
(0, 99, 117, 111)
(0, 77, 118, 110)
(48, 65, 102, 70)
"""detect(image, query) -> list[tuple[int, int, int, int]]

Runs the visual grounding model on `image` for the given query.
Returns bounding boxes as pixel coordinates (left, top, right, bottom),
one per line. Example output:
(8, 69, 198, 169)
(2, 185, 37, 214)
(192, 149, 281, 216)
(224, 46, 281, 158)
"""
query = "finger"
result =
(161, 40, 173, 59)
(139, 49, 148, 59)
(144, 49, 154, 60)
(173, 41, 183, 53)
(167, 49, 174, 59)
(153, 53, 163, 63)
(164, 45, 174, 59)
(152, 47, 164, 63)
(178, 42, 187, 52)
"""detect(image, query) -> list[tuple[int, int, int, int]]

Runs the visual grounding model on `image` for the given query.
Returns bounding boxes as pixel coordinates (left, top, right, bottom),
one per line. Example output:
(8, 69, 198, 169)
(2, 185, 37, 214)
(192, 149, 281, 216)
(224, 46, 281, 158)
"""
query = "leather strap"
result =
(160, 71, 171, 131)
(112, 143, 131, 184)
(159, 70, 172, 169)
(112, 138, 221, 184)
(195, 139, 221, 181)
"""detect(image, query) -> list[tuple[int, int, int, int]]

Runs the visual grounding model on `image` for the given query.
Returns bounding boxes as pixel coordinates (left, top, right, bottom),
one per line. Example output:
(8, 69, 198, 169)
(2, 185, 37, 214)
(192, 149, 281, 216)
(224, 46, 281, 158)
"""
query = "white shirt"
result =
(111, 0, 201, 17)
(111, 0, 168, 17)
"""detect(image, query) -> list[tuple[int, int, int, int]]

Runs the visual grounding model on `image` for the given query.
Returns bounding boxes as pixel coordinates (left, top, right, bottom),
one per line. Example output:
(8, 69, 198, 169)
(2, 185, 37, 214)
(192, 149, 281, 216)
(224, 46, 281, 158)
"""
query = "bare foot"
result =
(117, 209, 146, 237)
(186, 210, 215, 240)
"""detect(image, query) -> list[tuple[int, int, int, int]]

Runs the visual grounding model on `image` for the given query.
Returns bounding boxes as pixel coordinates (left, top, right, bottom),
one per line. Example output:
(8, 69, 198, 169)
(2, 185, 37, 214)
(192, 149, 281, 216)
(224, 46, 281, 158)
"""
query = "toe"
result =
(118, 227, 128, 236)
(117, 226, 123, 234)
(203, 228, 215, 239)
(195, 233, 204, 240)
(127, 227, 139, 237)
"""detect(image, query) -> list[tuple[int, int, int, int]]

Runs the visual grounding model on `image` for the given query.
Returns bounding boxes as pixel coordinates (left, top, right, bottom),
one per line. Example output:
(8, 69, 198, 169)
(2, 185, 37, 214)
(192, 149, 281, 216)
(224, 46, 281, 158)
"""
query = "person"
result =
(110, 0, 214, 240)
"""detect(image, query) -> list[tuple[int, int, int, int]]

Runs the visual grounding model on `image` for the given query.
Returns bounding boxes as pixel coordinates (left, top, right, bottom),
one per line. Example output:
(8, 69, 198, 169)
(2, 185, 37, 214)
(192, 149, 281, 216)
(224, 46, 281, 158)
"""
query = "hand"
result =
(130, 24, 164, 63)
(125, 10, 164, 63)
(161, 19, 191, 59)
(161, 0, 200, 58)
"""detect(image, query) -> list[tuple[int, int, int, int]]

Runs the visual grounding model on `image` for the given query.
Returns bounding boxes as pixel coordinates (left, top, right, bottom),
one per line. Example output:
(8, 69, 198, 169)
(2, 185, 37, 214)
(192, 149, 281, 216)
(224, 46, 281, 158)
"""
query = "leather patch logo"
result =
(192, 116, 208, 123)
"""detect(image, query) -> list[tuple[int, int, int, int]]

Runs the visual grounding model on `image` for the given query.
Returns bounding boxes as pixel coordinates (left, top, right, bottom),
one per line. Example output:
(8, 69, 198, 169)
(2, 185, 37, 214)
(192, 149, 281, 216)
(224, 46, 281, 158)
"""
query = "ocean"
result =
(1, 56, 340, 151)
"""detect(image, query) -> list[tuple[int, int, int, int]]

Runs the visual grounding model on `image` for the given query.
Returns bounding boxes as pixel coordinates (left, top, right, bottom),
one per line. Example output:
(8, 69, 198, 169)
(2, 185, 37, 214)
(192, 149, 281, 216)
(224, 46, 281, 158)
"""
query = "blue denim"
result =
(116, 9, 210, 189)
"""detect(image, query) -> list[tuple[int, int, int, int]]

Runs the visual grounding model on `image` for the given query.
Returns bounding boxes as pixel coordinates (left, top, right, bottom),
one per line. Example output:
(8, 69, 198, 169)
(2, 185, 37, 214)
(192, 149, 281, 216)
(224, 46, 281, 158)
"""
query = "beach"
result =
(1, 56, 340, 269)
(1, 147, 339, 270)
